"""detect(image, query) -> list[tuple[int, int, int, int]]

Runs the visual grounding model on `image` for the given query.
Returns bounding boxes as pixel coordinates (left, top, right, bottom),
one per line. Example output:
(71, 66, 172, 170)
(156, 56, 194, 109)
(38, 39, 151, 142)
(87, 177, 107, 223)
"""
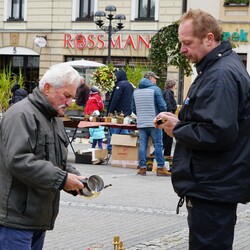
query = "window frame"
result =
(75, 0, 95, 21)
(8, 0, 25, 21)
(131, 0, 159, 21)
(138, 0, 154, 20)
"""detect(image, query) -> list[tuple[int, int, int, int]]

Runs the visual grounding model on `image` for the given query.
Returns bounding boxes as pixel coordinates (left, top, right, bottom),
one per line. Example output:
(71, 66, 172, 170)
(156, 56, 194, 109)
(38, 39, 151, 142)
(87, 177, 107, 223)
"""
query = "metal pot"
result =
(79, 175, 111, 199)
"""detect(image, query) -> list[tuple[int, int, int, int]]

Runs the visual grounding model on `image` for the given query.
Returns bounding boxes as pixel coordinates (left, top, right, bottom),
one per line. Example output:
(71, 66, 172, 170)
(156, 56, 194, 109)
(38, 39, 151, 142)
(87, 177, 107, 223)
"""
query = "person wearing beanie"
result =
(84, 86, 104, 115)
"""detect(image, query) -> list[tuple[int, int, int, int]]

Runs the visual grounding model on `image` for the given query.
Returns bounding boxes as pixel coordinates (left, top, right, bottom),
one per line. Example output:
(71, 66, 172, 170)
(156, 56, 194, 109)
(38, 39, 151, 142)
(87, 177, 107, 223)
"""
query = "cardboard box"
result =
(75, 151, 92, 164)
(94, 149, 108, 160)
(75, 149, 108, 164)
(110, 134, 150, 169)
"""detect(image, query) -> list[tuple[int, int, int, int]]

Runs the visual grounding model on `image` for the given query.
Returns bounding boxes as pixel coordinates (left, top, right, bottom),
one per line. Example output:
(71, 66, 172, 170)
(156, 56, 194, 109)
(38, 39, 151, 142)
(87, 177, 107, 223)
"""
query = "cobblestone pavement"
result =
(43, 141, 250, 250)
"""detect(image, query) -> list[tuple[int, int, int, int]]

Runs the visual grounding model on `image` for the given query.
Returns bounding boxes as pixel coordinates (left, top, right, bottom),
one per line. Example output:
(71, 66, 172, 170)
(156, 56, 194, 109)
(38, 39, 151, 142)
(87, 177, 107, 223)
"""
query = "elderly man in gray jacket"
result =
(0, 64, 85, 249)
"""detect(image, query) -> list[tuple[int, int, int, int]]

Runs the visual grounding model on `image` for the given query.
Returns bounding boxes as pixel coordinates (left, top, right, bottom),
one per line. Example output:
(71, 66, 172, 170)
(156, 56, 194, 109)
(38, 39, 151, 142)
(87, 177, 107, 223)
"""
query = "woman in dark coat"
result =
(162, 79, 177, 156)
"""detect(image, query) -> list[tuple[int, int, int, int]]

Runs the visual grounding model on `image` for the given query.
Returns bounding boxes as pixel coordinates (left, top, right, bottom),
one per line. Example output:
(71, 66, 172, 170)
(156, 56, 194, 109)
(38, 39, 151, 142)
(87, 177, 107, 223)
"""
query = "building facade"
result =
(0, 0, 183, 83)
(0, 0, 249, 103)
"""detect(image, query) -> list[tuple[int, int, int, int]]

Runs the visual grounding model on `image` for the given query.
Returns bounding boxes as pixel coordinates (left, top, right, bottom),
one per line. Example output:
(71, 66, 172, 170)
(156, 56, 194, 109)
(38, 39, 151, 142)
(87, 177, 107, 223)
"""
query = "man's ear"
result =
(206, 32, 214, 47)
(43, 82, 52, 96)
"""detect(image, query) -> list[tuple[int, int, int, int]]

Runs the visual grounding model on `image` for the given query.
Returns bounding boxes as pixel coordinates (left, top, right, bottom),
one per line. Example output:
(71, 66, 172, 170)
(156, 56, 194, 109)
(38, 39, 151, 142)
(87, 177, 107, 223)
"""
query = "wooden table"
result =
(78, 121, 137, 130)
(63, 118, 138, 155)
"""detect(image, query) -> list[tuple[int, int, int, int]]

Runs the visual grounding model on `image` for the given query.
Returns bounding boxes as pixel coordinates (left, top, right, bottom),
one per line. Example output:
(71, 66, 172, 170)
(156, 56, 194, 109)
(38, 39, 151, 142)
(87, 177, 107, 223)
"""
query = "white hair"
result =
(39, 64, 81, 90)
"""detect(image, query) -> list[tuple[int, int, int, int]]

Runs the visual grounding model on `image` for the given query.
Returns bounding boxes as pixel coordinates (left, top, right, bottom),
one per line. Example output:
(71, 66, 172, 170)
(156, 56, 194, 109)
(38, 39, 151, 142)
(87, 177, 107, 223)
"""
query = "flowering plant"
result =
(91, 65, 117, 92)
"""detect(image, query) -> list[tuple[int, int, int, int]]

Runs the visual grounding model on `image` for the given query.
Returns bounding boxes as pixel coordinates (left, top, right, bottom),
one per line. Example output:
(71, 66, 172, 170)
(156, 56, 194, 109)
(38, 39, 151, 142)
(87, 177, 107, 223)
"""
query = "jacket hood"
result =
(15, 88, 28, 97)
(115, 69, 127, 82)
(138, 78, 154, 89)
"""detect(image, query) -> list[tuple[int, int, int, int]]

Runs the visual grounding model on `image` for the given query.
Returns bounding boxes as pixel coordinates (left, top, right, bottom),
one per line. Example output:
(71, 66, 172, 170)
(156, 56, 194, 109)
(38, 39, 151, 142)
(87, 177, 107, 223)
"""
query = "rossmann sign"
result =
(64, 33, 151, 50)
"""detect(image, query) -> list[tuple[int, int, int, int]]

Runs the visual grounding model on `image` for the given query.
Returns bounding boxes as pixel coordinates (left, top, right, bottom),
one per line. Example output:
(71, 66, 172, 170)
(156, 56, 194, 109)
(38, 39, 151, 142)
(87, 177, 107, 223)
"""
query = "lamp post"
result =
(94, 5, 126, 64)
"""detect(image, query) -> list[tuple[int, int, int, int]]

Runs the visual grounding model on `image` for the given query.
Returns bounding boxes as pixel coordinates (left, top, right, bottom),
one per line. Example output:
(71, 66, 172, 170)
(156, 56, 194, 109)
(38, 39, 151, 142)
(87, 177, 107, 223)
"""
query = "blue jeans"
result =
(138, 127, 164, 168)
(107, 128, 130, 151)
(0, 226, 46, 250)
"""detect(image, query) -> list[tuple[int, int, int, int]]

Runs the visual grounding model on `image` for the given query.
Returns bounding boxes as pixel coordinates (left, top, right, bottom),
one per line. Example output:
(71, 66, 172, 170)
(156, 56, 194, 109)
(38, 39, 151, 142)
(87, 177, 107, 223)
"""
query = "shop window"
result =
(75, 0, 95, 21)
(7, 0, 25, 21)
(0, 55, 39, 82)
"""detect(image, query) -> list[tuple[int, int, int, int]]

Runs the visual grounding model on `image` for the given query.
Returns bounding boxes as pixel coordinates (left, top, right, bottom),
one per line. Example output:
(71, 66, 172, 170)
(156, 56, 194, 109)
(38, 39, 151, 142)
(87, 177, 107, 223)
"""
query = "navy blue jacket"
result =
(172, 41, 250, 203)
(11, 88, 28, 105)
(107, 69, 134, 116)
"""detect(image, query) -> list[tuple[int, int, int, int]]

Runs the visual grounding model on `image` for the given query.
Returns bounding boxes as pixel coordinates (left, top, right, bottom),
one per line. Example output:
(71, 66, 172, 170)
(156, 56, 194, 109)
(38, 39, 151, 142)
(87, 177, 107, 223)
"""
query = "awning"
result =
(0, 46, 39, 55)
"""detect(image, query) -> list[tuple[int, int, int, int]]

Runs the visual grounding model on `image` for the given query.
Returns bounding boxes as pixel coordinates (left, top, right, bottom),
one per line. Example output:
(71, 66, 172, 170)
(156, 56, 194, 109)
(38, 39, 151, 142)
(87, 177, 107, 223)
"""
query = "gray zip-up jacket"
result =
(131, 78, 166, 128)
(0, 88, 80, 230)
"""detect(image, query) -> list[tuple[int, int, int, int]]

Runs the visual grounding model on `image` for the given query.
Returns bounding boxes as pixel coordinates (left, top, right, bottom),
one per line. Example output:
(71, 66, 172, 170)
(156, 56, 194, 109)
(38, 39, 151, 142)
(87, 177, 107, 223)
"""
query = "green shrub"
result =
(0, 65, 24, 112)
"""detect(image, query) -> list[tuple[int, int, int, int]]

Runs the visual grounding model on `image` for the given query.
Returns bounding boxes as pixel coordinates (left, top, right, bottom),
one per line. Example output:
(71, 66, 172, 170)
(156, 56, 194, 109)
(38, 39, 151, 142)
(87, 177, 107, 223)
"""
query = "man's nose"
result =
(180, 45, 187, 54)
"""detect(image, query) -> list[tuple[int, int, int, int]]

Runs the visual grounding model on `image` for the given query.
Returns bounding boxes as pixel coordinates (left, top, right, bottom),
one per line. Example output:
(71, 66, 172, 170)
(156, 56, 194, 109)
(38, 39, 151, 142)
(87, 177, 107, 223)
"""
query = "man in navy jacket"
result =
(155, 9, 250, 249)
(107, 69, 134, 152)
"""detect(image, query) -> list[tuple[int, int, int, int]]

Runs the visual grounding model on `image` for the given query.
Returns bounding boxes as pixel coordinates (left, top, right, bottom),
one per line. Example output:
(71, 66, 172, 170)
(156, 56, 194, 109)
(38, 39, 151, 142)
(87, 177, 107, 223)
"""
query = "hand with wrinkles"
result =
(63, 173, 85, 194)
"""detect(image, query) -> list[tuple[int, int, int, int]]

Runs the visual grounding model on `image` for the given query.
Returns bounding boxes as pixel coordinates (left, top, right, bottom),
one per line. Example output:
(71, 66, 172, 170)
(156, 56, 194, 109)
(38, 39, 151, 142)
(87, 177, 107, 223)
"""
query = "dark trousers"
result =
(163, 131, 173, 156)
(186, 197, 237, 250)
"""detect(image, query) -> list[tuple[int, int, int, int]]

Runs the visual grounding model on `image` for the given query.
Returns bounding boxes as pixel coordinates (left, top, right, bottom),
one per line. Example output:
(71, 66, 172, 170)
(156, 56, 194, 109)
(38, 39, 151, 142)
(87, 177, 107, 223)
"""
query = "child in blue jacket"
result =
(89, 126, 105, 149)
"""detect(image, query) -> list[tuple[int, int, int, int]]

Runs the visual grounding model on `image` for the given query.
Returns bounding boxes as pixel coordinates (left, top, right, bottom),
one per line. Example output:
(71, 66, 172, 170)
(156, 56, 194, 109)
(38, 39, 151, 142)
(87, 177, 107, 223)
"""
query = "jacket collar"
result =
(28, 87, 58, 120)
(195, 41, 232, 75)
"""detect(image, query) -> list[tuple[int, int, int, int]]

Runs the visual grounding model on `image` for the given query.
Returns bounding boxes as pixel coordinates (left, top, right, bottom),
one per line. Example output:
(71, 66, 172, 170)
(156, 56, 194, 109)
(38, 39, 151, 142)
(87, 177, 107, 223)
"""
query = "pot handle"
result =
(79, 178, 89, 196)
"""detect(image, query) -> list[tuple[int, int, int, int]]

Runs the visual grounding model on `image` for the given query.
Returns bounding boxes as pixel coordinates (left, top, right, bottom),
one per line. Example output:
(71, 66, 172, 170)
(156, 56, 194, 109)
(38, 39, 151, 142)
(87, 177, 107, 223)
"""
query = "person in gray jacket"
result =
(0, 64, 85, 249)
(132, 71, 170, 176)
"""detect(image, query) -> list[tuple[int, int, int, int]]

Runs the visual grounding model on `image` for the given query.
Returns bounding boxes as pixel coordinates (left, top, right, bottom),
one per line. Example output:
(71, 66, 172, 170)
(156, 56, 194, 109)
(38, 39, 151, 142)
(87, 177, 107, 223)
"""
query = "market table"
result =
(78, 121, 138, 164)
(63, 116, 84, 154)
(63, 118, 138, 155)
(77, 121, 137, 130)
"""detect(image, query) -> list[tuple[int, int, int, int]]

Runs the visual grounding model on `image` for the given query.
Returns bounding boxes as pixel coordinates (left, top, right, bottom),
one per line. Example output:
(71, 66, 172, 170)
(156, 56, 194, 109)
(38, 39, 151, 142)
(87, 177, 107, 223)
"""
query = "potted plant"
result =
(224, 0, 249, 6)
(91, 65, 117, 92)
(0, 65, 24, 113)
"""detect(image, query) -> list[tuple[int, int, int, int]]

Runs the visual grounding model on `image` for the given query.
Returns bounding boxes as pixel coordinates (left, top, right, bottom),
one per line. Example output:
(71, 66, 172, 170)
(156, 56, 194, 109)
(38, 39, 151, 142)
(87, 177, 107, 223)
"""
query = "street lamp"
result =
(94, 5, 126, 64)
